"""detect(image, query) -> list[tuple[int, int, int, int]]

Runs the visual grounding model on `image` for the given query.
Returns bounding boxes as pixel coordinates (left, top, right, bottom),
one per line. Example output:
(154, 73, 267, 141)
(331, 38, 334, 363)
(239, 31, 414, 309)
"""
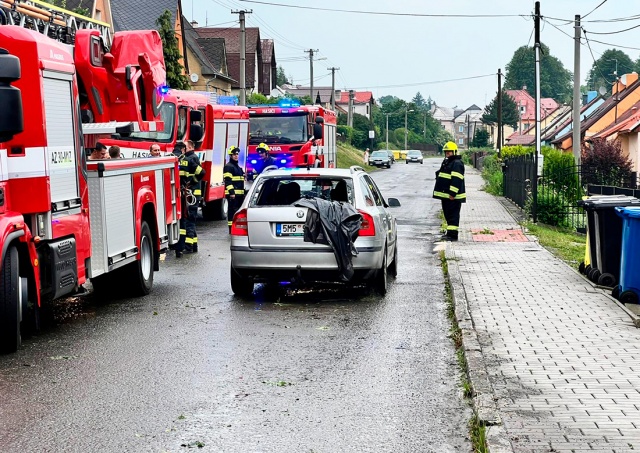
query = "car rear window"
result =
(250, 177, 355, 206)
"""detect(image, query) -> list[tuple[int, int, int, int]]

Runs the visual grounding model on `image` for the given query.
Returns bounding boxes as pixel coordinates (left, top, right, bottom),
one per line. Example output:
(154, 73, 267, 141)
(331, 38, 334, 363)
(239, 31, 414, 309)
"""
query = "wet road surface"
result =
(0, 158, 471, 452)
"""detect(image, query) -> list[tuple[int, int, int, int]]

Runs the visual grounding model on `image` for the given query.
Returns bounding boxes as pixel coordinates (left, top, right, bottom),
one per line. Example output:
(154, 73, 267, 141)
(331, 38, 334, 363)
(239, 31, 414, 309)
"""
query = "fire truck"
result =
(247, 101, 337, 173)
(101, 90, 250, 221)
(0, 6, 180, 353)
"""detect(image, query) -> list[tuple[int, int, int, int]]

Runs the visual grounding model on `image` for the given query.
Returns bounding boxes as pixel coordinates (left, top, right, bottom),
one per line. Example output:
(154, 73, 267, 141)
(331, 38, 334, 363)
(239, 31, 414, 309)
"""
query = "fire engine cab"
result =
(101, 90, 250, 221)
(0, 6, 180, 353)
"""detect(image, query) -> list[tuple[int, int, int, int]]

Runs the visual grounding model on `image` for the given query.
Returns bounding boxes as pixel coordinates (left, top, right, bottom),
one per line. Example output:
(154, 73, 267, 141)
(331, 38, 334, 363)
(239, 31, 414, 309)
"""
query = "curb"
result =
(445, 246, 514, 453)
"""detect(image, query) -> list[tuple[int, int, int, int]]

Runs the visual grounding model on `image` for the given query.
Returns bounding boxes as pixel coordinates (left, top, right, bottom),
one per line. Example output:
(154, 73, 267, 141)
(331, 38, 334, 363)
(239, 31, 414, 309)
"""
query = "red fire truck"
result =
(101, 90, 250, 221)
(0, 10, 180, 352)
(247, 101, 337, 172)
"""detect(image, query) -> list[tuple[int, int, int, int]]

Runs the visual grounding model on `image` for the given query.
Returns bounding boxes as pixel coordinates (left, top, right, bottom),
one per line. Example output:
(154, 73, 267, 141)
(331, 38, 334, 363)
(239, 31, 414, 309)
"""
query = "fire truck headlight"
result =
(36, 214, 46, 237)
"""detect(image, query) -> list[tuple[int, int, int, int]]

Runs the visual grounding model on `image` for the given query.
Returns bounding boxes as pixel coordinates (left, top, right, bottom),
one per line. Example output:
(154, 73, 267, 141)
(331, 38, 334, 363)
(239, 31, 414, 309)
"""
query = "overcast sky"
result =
(186, 0, 640, 109)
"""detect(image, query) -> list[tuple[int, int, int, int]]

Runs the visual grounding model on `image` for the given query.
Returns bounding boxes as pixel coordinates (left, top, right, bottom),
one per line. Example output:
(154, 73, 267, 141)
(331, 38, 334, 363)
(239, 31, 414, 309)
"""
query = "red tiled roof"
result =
(337, 91, 374, 104)
(592, 101, 640, 139)
(505, 132, 535, 145)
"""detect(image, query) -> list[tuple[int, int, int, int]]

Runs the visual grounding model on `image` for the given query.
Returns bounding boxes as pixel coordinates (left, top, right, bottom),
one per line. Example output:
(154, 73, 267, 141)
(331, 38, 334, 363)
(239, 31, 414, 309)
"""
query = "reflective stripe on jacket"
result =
(179, 151, 206, 197)
(433, 155, 466, 202)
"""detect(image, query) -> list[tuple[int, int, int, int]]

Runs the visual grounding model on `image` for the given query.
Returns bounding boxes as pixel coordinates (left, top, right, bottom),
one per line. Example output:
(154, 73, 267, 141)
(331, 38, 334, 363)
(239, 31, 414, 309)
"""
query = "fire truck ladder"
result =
(0, 0, 112, 46)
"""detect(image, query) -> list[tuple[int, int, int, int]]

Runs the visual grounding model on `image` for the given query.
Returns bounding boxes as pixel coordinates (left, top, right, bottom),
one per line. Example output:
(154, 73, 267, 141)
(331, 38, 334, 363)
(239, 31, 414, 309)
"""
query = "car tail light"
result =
(357, 210, 375, 237)
(231, 209, 248, 236)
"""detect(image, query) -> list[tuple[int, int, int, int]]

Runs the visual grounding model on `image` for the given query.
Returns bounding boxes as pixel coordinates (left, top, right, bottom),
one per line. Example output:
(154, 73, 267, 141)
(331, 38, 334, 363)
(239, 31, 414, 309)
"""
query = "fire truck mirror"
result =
(190, 110, 202, 122)
(0, 52, 24, 142)
(189, 123, 204, 143)
(313, 123, 323, 141)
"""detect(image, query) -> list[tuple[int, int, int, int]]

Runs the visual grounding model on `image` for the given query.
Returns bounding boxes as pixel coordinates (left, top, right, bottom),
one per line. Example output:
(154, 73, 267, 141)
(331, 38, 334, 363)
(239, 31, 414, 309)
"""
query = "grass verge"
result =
(523, 222, 586, 270)
(440, 250, 487, 453)
(336, 142, 376, 170)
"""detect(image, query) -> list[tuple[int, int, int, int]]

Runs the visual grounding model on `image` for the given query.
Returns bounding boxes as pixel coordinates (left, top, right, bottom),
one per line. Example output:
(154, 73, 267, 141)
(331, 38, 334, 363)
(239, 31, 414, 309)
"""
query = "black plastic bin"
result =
(578, 195, 640, 287)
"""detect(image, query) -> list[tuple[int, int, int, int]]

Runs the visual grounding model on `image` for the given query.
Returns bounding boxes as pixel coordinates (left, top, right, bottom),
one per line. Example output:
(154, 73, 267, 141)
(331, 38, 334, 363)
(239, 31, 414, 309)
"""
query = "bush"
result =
(581, 138, 634, 187)
(536, 189, 568, 227)
(337, 125, 354, 145)
(481, 154, 503, 195)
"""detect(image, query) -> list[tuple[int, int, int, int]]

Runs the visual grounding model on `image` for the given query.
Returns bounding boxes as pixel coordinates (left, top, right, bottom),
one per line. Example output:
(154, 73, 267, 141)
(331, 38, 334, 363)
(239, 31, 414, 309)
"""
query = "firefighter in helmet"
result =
(178, 140, 206, 255)
(433, 141, 466, 241)
(253, 142, 277, 176)
(223, 145, 245, 233)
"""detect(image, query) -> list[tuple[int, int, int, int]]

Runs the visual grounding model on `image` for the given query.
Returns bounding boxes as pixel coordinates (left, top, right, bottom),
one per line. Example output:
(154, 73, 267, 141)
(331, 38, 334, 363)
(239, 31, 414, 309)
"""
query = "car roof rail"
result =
(350, 165, 365, 174)
(263, 165, 279, 173)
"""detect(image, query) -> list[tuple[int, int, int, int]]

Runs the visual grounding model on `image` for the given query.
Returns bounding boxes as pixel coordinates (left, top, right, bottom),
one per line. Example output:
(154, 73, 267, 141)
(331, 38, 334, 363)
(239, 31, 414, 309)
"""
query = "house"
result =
(540, 93, 604, 145)
(453, 104, 484, 149)
(430, 104, 456, 136)
(182, 19, 234, 95)
(505, 89, 559, 135)
(591, 100, 640, 175)
(261, 39, 277, 96)
(336, 91, 375, 120)
(505, 105, 570, 146)
(553, 73, 640, 151)
(194, 27, 264, 97)
(282, 85, 338, 106)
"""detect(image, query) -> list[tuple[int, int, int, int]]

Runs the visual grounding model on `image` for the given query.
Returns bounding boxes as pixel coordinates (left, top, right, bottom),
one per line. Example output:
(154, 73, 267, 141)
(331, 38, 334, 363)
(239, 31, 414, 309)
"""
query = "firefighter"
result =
(179, 140, 206, 254)
(173, 142, 187, 257)
(433, 141, 466, 242)
(223, 146, 246, 233)
(253, 142, 277, 176)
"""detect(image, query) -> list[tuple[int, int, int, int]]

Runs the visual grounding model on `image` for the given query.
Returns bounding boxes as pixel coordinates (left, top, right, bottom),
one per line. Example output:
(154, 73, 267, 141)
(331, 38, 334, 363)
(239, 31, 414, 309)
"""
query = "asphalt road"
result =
(0, 157, 471, 453)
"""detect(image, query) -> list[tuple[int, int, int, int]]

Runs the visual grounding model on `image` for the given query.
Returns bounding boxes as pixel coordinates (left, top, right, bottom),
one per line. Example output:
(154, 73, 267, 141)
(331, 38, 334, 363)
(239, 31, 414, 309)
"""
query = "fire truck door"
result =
(238, 121, 249, 170)
(43, 75, 79, 207)
(211, 122, 228, 190)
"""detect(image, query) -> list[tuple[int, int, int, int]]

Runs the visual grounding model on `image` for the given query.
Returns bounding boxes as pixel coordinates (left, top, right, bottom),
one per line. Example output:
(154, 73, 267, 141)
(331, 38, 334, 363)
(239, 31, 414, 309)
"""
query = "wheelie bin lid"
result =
(615, 206, 640, 219)
(579, 195, 640, 209)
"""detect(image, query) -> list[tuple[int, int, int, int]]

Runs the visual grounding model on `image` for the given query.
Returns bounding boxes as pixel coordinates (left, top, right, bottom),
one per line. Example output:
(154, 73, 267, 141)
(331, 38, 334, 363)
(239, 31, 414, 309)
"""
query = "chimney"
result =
(191, 20, 198, 27)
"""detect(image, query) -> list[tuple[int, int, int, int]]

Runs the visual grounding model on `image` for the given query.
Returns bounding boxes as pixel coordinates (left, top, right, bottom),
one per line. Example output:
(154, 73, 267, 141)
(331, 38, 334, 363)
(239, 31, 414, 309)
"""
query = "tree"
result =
(156, 10, 190, 90)
(581, 138, 634, 187)
(504, 44, 572, 103)
(482, 90, 519, 129)
(41, 0, 89, 16)
(586, 49, 634, 95)
(471, 128, 490, 148)
(378, 95, 400, 106)
(411, 92, 426, 110)
(276, 65, 290, 86)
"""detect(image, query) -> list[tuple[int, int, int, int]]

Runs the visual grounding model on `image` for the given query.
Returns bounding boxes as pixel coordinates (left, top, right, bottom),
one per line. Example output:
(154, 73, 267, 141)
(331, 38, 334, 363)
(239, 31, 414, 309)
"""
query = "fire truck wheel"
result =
(202, 198, 228, 221)
(127, 221, 154, 296)
(0, 246, 21, 353)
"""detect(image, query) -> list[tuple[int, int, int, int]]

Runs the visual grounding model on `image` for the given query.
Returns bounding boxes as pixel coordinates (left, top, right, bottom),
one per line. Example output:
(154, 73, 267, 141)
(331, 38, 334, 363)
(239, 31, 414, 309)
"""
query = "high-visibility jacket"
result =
(433, 154, 466, 202)
(223, 159, 245, 196)
(179, 151, 206, 197)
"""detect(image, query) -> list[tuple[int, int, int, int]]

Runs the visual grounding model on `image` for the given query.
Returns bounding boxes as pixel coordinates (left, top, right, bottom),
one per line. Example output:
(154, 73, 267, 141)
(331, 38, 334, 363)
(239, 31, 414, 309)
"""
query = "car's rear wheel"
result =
(374, 246, 388, 296)
(231, 266, 254, 297)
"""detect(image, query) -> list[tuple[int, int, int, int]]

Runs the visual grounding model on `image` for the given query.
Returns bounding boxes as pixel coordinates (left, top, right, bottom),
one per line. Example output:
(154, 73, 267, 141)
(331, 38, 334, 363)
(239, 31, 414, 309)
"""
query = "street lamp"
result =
(404, 108, 414, 151)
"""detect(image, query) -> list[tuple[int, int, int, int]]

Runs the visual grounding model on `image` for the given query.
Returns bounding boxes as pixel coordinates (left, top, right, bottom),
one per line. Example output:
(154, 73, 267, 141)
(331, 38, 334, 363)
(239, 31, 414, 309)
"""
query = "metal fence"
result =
(503, 153, 638, 231)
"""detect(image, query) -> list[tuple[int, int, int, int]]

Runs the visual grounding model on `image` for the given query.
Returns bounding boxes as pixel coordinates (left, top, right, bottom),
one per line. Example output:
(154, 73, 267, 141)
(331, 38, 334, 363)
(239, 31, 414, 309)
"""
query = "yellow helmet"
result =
(227, 145, 239, 155)
(257, 143, 270, 153)
(443, 141, 458, 154)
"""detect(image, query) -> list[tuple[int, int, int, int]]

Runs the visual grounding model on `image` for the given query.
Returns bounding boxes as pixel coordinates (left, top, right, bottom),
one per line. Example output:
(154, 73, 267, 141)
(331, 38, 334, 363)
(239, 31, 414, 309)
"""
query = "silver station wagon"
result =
(230, 166, 400, 296)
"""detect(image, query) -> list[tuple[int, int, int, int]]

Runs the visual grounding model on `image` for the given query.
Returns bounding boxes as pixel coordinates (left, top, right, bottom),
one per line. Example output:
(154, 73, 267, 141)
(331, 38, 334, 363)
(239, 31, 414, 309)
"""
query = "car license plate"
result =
(276, 223, 304, 236)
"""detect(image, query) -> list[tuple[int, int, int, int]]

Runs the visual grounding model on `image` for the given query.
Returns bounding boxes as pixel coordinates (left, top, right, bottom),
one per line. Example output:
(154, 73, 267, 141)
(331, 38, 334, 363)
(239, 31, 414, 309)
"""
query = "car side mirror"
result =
(387, 197, 401, 207)
(313, 123, 323, 141)
(0, 50, 23, 142)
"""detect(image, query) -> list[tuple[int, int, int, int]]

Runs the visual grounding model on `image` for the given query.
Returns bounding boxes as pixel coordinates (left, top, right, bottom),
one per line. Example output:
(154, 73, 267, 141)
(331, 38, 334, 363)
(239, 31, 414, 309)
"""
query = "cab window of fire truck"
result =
(177, 107, 188, 141)
(198, 108, 205, 141)
(128, 102, 175, 142)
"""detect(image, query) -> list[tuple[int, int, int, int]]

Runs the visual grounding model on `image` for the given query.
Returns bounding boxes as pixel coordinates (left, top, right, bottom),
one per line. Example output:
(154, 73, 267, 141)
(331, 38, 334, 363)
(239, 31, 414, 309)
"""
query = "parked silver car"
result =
(368, 150, 391, 168)
(230, 166, 400, 296)
(406, 150, 424, 164)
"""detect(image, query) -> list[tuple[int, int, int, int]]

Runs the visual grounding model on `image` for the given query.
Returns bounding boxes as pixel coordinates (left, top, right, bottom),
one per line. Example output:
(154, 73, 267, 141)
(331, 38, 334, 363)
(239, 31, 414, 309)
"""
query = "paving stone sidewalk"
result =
(446, 168, 640, 453)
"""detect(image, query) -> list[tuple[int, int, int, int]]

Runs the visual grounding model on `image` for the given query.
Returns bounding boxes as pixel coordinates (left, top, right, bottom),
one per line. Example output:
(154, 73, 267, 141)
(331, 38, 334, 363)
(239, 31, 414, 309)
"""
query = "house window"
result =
(458, 138, 464, 145)
(95, 9, 102, 21)
(520, 106, 526, 113)
(458, 125, 464, 132)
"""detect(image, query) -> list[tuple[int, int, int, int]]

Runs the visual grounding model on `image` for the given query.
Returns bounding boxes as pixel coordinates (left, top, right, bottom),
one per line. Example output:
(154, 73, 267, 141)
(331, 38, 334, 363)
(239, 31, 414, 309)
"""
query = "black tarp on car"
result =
(295, 197, 362, 282)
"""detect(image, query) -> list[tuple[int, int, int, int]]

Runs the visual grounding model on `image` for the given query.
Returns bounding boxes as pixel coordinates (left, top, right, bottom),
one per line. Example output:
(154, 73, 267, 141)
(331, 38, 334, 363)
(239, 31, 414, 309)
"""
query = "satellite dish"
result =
(190, 73, 199, 83)
(599, 86, 607, 96)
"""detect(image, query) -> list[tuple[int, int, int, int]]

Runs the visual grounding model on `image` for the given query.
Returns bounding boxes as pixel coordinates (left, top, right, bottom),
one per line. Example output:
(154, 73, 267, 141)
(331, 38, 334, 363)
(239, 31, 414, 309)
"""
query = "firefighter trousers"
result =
(185, 204, 199, 251)
(441, 199, 462, 239)
(227, 195, 245, 231)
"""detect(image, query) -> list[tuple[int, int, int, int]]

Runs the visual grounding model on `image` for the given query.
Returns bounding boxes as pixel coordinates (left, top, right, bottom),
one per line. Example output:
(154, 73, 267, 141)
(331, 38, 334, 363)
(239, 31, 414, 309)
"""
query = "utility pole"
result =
(386, 113, 390, 150)
(328, 67, 339, 111)
(573, 14, 581, 167)
(497, 68, 502, 157)
(232, 9, 252, 105)
(347, 90, 354, 127)
(533, 1, 541, 223)
(466, 114, 470, 149)
(305, 49, 319, 102)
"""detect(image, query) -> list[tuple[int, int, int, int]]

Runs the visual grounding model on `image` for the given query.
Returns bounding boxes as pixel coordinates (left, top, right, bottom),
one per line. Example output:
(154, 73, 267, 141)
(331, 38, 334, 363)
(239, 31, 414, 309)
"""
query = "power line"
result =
(237, 0, 527, 18)
(583, 22, 640, 35)
(582, 0, 607, 19)
(350, 73, 495, 90)
(582, 28, 611, 86)
(545, 13, 640, 24)
(583, 35, 640, 51)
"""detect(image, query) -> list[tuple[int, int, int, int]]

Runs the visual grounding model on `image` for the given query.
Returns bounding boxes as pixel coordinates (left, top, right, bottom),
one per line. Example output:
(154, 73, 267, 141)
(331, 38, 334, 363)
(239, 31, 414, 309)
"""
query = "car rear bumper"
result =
(230, 241, 384, 282)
